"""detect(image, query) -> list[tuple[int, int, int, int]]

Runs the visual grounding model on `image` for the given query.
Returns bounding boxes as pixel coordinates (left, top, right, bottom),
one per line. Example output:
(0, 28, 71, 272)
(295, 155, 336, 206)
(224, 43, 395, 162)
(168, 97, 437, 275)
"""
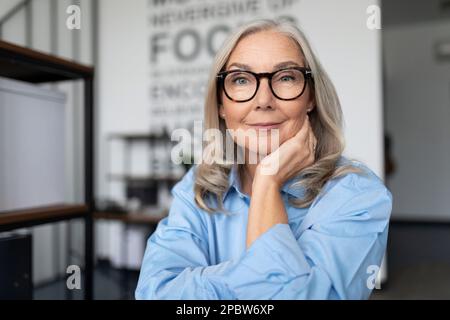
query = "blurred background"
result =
(0, 0, 449, 300)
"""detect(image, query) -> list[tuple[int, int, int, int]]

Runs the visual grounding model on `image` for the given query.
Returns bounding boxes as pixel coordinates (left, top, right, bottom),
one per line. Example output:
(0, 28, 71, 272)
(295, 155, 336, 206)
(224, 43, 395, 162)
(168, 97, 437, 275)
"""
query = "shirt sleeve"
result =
(135, 171, 392, 300)
(135, 184, 239, 300)
(220, 184, 392, 299)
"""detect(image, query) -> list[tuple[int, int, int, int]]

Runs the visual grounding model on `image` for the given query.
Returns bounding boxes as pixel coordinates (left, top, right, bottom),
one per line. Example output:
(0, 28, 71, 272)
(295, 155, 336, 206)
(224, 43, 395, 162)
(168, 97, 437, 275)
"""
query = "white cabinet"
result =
(0, 77, 67, 284)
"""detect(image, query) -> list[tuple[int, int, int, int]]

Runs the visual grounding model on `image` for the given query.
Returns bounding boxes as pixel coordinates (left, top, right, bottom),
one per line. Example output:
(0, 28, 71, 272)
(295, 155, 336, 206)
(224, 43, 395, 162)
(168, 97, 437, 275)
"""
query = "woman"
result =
(136, 19, 392, 300)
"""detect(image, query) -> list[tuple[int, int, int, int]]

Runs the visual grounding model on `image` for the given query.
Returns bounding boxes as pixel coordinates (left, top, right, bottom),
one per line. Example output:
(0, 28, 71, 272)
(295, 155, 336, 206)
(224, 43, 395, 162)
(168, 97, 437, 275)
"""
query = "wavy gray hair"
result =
(194, 19, 360, 213)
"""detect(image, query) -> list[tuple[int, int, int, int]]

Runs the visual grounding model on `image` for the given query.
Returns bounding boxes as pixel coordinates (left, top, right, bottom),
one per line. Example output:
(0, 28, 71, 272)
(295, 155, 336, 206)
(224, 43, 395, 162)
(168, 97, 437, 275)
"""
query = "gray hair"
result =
(194, 19, 360, 212)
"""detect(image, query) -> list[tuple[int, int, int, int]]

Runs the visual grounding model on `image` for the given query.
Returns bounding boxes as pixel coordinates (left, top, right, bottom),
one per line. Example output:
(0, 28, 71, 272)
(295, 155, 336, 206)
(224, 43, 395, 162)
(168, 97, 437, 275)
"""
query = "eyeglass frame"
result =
(216, 66, 314, 103)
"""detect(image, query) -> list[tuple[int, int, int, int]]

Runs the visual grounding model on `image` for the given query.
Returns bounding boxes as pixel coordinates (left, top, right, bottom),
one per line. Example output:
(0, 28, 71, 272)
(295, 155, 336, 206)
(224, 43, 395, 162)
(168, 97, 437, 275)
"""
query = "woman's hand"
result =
(254, 115, 317, 189)
(246, 116, 317, 249)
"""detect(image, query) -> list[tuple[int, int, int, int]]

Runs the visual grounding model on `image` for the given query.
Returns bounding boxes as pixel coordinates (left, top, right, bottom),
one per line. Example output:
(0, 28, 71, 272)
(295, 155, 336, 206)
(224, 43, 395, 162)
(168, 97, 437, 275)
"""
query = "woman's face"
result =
(219, 30, 314, 157)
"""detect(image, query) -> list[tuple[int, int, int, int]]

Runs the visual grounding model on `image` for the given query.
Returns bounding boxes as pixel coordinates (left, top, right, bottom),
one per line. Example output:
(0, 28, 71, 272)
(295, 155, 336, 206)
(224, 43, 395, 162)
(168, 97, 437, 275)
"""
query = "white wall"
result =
(384, 20, 450, 221)
(297, 1, 384, 176)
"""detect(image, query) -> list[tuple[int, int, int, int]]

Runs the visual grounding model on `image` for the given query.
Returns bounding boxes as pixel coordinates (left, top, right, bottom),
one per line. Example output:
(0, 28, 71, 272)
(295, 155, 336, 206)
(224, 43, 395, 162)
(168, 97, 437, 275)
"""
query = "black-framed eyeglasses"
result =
(217, 67, 313, 103)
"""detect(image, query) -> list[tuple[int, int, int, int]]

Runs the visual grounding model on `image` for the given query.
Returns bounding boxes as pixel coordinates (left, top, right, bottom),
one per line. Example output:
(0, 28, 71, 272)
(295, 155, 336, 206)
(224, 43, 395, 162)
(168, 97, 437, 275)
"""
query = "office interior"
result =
(0, 0, 449, 300)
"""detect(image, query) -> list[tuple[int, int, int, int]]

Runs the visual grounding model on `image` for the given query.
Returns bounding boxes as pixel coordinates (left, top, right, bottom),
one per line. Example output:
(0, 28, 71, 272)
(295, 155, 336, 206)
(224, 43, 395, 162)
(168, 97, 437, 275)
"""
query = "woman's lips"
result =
(247, 122, 282, 130)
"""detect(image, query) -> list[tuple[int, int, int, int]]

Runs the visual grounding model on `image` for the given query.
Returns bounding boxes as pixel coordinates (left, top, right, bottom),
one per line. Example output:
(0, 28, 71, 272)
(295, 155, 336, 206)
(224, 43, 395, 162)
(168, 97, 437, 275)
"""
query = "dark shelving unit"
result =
(0, 40, 95, 300)
(106, 130, 185, 207)
(107, 173, 183, 183)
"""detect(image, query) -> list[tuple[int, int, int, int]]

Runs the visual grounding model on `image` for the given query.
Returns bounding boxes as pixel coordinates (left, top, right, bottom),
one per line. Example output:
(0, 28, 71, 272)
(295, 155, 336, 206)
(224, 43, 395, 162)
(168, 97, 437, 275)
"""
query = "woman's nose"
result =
(254, 78, 274, 109)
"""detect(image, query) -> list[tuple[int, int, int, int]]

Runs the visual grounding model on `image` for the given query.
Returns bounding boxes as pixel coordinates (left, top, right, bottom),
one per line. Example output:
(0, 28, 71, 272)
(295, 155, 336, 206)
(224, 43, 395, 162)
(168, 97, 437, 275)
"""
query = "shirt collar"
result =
(223, 164, 305, 202)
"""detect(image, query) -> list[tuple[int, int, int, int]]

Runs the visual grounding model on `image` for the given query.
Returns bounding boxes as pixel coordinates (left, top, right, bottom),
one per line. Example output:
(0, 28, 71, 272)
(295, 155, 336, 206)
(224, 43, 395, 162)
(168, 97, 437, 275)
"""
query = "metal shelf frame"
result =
(0, 40, 95, 300)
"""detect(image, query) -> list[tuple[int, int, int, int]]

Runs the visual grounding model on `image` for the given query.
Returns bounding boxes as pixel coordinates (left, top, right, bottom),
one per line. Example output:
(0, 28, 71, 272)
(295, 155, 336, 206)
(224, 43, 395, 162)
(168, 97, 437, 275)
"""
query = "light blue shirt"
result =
(135, 157, 392, 300)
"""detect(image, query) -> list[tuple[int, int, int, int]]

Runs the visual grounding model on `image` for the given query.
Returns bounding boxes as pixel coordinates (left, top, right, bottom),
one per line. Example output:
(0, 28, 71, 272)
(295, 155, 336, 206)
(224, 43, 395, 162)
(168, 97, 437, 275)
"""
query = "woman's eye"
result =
(274, 70, 299, 83)
(280, 75, 295, 82)
(233, 77, 248, 85)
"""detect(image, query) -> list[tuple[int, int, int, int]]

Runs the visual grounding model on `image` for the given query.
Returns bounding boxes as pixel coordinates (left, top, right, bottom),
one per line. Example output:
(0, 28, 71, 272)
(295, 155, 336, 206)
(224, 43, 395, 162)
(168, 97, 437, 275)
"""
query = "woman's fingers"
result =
(310, 130, 317, 160)
(292, 116, 312, 148)
(313, 134, 318, 154)
(308, 126, 313, 153)
(259, 115, 317, 181)
(303, 117, 317, 165)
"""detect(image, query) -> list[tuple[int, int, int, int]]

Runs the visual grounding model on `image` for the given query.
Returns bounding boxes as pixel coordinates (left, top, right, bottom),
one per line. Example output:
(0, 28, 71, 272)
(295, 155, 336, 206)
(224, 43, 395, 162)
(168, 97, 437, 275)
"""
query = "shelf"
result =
(107, 132, 170, 142)
(0, 204, 89, 232)
(107, 173, 183, 183)
(0, 39, 95, 299)
(94, 210, 168, 225)
(0, 40, 94, 83)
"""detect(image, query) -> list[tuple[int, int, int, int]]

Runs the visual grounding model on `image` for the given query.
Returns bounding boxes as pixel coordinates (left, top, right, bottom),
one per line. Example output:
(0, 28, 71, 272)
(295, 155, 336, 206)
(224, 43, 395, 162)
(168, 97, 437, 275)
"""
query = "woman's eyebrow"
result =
(226, 61, 302, 71)
(227, 62, 251, 70)
(272, 61, 302, 70)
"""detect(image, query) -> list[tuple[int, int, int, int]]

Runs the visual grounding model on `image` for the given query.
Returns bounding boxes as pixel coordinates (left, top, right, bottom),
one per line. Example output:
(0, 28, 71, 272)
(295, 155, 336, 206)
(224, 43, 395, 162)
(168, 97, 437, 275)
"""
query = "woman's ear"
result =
(219, 104, 225, 119)
(307, 105, 315, 113)
(307, 97, 316, 113)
